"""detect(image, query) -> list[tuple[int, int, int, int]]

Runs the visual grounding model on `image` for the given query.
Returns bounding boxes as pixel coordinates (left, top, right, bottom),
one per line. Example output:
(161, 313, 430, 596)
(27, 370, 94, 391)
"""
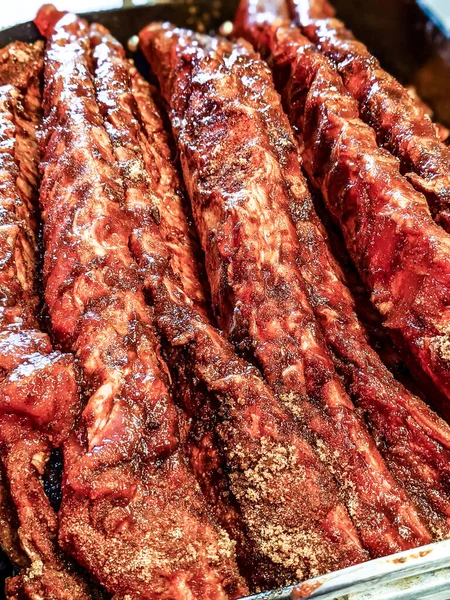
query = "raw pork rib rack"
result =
(34, 6, 246, 600)
(1, 1, 450, 598)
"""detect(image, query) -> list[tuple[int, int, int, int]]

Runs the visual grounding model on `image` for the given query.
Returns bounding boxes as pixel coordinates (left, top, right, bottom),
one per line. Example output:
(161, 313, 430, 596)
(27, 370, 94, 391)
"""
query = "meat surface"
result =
(0, 463, 25, 568)
(89, 22, 251, 585)
(0, 41, 94, 599)
(405, 86, 449, 145)
(291, 0, 334, 19)
(234, 2, 450, 423)
(311, 192, 412, 382)
(35, 6, 245, 599)
(235, 0, 450, 541)
(127, 62, 261, 587)
(288, 0, 450, 233)
(140, 23, 435, 560)
(90, 23, 367, 588)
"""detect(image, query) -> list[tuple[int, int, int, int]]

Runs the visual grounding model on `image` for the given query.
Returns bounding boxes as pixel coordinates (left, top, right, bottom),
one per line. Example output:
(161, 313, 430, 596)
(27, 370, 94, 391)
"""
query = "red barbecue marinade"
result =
(139, 21, 437, 561)
(234, 0, 450, 539)
(34, 6, 247, 599)
(89, 21, 368, 589)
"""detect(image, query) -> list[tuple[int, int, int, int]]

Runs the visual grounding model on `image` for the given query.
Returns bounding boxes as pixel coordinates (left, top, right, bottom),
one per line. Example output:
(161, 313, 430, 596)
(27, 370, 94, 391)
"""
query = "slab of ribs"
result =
(0, 0, 449, 598)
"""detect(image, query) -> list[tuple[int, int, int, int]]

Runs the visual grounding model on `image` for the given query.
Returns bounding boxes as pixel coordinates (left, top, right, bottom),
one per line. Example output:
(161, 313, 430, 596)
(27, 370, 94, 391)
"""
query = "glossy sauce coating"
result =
(289, 0, 450, 233)
(0, 40, 94, 599)
(1, 45, 92, 594)
(91, 21, 366, 590)
(234, 0, 450, 433)
(140, 23, 433, 562)
(236, 0, 450, 541)
(35, 6, 244, 599)
(89, 23, 248, 595)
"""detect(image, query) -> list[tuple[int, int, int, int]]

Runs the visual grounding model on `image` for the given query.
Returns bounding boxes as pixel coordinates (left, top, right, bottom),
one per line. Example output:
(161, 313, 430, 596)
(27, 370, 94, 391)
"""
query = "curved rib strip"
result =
(0, 40, 93, 599)
(35, 7, 246, 599)
(234, 0, 450, 420)
(89, 23, 367, 587)
(235, 0, 450, 541)
(289, 0, 450, 233)
(139, 23, 433, 558)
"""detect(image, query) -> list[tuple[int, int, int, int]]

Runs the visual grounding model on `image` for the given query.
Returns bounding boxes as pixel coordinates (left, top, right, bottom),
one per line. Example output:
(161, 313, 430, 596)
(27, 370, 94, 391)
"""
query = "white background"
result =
(0, 0, 154, 29)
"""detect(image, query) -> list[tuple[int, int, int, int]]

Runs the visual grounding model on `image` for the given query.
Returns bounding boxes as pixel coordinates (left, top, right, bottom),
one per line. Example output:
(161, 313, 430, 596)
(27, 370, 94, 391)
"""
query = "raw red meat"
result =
(0, 40, 94, 599)
(235, 0, 450, 540)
